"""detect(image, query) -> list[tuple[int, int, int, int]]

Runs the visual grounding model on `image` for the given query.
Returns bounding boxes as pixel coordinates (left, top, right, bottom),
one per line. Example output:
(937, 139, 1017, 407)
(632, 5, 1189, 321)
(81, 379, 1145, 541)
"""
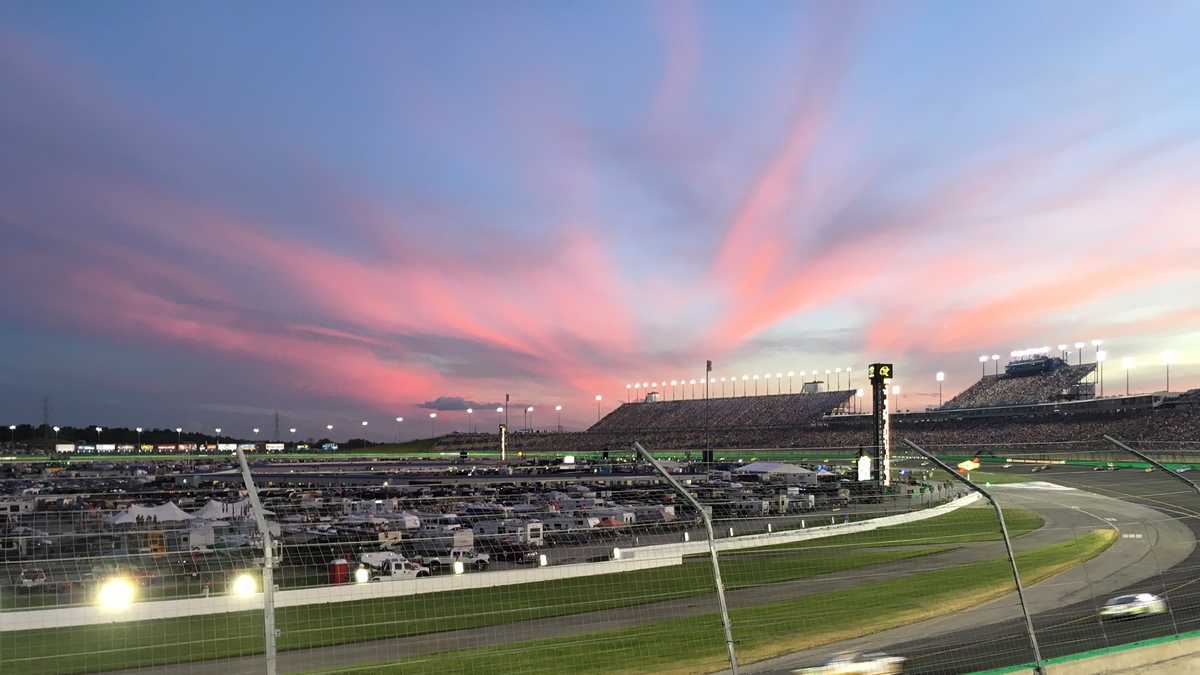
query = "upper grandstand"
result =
(589, 390, 854, 432)
(942, 357, 1096, 410)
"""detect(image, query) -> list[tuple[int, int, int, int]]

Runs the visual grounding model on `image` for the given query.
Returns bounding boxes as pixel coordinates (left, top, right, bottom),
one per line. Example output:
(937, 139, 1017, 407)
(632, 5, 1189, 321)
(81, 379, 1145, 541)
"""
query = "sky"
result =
(1, 1, 1198, 438)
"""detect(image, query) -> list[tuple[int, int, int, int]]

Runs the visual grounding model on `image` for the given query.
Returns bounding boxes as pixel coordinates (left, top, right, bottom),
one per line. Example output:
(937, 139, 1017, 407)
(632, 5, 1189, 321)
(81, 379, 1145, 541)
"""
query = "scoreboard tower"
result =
(867, 363, 894, 488)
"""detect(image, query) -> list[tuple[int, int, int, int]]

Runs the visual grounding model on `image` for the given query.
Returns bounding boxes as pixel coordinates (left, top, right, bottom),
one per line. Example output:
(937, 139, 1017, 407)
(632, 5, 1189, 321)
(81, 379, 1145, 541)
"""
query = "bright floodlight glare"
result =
(670, 379, 677, 385)
(936, 371, 945, 382)
(396, 416, 403, 422)
(8, 424, 15, 431)
(855, 389, 864, 397)
(1075, 341, 1086, 348)
(429, 412, 437, 419)
(136, 427, 143, 433)
(555, 405, 562, 411)
(466, 408, 473, 414)
(625, 384, 631, 389)
(231, 573, 257, 597)
(893, 385, 901, 394)
(253, 428, 260, 434)
(53, 426, 61, 432)
(1058, 344, 1068, 351)
(742, 375, 748, 381)
(96, 426, 103, 432)
(354, 566, 371, 584)
(835, 368, 841, 373)
(788, 371, 794, 376)
(526, 406, 533, 412)
(1162, 351, 1176, 365)
(361, 420, 368, 426)
(1092, 339, 1103, 346)
(214, 427, 221, 434)
(289, 427, 297, 433)
(1097, 350, 1108, 363)
(595, 394, 602, 401)
(174, 427, 182, 433)
(97, 576, 136, 610)
(991, 354, 1000, 360)
(495, 407, 503, 413)
(979, 355, 988, 363)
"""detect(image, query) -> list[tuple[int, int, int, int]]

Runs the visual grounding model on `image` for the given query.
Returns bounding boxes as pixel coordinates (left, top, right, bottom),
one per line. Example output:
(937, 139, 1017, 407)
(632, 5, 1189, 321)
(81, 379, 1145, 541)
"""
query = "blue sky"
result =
(1, 1, 1197, 437)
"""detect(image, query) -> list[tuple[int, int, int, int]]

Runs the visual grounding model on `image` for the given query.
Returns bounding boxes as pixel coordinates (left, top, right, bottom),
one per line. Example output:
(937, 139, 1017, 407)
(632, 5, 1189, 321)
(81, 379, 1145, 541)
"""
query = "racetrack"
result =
(741, 465, 1200, 674)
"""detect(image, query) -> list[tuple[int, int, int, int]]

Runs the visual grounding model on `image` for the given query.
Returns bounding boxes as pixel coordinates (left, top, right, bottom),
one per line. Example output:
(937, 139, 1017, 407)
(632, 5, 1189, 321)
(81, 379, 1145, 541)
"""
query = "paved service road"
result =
(740, 466, 1200, 675)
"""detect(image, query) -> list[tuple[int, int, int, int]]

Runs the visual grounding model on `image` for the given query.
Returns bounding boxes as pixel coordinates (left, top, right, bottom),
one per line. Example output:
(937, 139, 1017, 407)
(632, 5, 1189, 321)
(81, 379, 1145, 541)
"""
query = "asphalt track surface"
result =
(741, 465, 1200, 674)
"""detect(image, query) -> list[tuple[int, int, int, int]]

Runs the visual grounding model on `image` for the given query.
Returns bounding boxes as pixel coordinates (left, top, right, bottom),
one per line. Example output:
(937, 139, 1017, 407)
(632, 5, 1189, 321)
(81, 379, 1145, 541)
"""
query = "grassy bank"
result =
(0, 506, 1038, 674)
(333, 528, 1117, 675)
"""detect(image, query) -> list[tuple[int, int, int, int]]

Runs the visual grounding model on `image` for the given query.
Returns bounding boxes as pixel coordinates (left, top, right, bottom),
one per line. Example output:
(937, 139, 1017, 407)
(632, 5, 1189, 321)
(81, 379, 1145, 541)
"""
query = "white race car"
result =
(1100, 593, 1167, 619)
(794, 651, 906, 675)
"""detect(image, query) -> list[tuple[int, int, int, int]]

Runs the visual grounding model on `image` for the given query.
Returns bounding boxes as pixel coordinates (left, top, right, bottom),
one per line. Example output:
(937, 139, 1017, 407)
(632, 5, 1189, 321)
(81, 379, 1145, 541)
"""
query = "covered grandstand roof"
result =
(589, 391, 854, 432)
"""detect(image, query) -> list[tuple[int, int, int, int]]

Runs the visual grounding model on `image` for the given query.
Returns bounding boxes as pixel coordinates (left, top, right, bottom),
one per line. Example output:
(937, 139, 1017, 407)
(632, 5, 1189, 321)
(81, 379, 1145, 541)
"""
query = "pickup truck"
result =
(358, 552, 430, 581)
(416, 549, 491, 571)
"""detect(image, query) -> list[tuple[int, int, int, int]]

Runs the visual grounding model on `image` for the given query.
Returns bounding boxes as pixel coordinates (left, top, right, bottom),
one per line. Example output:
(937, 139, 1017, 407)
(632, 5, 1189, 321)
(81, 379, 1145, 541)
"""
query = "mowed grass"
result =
(329, 528, 1117, 675)
(0, 507, 1033, 674)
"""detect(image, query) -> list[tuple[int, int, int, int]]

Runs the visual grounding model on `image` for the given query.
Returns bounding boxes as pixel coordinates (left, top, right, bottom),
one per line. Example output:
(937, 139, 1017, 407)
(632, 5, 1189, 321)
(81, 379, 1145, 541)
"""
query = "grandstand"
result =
(589, 391, 855, 432)
(941, 362, 1095, 410)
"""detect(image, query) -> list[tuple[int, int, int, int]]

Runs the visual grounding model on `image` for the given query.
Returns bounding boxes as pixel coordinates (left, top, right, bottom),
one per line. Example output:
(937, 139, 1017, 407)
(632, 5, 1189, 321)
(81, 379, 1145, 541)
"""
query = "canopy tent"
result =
(108, 502, 193, 525)
(192, 498, 252, 520)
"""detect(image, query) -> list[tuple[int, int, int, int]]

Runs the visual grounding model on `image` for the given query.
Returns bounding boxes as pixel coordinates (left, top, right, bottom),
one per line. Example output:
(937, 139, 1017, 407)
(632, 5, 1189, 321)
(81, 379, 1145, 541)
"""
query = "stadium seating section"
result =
(941, 364, 1095, 410)
(589, 391, 855, 432)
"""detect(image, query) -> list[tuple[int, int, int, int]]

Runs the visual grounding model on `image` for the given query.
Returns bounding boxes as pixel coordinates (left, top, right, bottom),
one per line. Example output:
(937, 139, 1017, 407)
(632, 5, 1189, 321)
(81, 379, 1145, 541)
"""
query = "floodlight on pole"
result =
(1122, 357, 1134, 395)
(1162, 351, 1175, 392)
(1074, 341, 1085, 364)
(53, 425, 61, 441)
(788, 370, 795, 393)
(466, 408, 474, 433)
(555, 404, 563, 432)
(595, 394, 602, 421)
(979, 354, 988, 377)
(936, 371, 945, 406)
(429, 412, 437, 437)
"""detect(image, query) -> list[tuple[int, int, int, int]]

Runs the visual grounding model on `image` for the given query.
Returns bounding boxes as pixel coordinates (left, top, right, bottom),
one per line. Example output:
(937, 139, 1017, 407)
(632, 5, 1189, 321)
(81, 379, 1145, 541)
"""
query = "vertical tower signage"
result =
(867, 363, 894, 488)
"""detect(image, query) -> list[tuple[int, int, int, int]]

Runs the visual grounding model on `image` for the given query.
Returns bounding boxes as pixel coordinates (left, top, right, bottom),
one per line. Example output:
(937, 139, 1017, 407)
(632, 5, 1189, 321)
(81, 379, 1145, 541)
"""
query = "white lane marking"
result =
(992, 481, 1076, 491)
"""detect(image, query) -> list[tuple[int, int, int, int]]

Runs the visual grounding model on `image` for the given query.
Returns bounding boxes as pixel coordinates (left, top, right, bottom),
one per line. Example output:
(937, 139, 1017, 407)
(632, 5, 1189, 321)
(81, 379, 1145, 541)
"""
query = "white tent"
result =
(733, 462, 814, 476)
(108, 502, 194, 525)
(192, 498, 251, 520)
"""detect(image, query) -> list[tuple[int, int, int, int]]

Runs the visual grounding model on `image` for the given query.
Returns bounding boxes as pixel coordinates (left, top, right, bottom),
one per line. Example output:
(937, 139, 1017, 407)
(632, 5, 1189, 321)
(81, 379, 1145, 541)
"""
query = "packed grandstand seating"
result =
(588, 391, 854, 432)
(941, 364, 1095, 410)
(435, 388, 1200, 455)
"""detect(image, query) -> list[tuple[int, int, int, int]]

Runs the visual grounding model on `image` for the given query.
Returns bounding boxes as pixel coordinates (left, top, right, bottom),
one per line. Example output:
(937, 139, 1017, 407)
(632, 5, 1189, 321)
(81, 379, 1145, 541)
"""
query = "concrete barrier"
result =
(1, 493, 979, 631)
(980, 629, 1200, 674)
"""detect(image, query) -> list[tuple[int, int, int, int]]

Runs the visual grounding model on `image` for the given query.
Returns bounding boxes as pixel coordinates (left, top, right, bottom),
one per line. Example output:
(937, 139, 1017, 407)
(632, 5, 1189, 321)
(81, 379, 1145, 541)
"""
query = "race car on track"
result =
(1100, 593, 1167, 619)
(793, 651, 906, 674)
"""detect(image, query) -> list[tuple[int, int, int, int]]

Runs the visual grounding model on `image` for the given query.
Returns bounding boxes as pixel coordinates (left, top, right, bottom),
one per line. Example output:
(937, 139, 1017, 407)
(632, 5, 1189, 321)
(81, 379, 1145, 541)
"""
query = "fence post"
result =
(633, 441, 738, 675)
(1104, 435, 1200, 496)
(903, 439, 1044, 674)
(236, 448, 278, 675)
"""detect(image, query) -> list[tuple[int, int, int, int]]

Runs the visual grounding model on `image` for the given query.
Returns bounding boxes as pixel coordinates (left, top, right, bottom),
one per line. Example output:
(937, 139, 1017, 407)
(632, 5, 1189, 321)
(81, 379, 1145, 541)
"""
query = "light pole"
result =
(845, 367, 852, 392)
(135, 427, 143, 448)
(991, 354, 1000, 375)
(787, 371, 795, 393)
(555, 404, 563, 432)
(893, 384, 902, 412)
(669, 380, 676, 401)
(495, 407, 504, 428)
(835, 368, 842, 390)
(595, 394, 603, 421)
(1092, 339, 1104, 387)
(979, 355, 988, 377)
(429, 412, 438, 437)
(253, 427, 260, 438)
(855, 388, 864, 414)
(741, 375, 748, 396)
(1096, 351, 1107, 397)
(774, 373, 782, 395)
(466, 408, 474, 433)
(96, 426, 103, 444)
(1074, 342, 1085, 365)
(324, 424, 332, 440)
(1058, 344, 1068, 361)
(936, 371, 945, 406)
(524, 406, 532, 432)
(174, 427, 182, 444)
(7, 424, 14, 446)
(53, 425, 61, 442)
(626, 384, 631, 402)
(1122, 357, 1133, 396)
(753, 374, 759, 395)
(395, 416, 403, 441)
(1162, 351, 1175, 392)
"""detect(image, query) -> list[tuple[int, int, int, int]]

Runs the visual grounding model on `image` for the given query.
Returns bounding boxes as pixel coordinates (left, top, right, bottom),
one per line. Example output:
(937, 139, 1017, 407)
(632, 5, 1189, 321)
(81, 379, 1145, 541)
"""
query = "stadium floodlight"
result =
(97, 576, 136, 610)
(214, 427, 221, 434)
(1058, 344, 1068, 351)
(788, 370, 795, 376)
(354, 566, 371, 584)
(361, 420, 368, 426)
(670, 379, 677, 385)
(430, 412, 438, 418)
(555, 404, 562, 411)
(325, 424, 332, 431)
(1096, 350, 1107, 363)
(893, 384, 901, 394)
(979, 355, 988, 362)
(1075, 342, 1086, 348)
(289, 427, 297, 433)
(991, 354, 1000, 360)
(1122, 357, 1134, 395)
(936, 371, 945, 381)
(396, 417, 403, 422)
(495, 406, 504, 413)
(253, 427, 260, 434)
(1092, 339, 1103, 346)
(231, 573, 257, 597)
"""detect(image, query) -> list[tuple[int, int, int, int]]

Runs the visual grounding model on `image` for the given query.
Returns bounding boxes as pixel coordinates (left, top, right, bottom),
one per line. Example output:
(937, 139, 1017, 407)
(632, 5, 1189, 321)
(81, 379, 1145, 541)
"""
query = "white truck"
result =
(416, 548, 491, 572)
(358, 552, 430, 581)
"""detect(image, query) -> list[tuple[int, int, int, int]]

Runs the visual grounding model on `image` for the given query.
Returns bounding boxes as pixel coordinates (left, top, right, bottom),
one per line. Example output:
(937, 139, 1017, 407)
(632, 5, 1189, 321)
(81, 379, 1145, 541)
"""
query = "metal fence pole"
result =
(1104, 435, 1200, 497)
(903, 440, 1044, 674)
(633, 441, 738, 675)
(236, 448, 278, 675)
